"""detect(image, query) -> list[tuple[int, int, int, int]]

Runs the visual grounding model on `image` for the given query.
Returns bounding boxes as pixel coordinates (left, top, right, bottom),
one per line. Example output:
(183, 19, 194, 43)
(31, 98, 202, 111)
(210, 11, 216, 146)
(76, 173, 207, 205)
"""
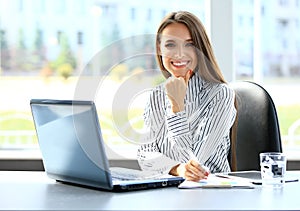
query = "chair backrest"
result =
(229, 81, 282, 171)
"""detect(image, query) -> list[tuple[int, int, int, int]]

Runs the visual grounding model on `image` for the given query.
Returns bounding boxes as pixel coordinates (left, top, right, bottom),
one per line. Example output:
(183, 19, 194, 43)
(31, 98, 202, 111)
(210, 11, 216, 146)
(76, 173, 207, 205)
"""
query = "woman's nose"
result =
(174, 46, 184, 58)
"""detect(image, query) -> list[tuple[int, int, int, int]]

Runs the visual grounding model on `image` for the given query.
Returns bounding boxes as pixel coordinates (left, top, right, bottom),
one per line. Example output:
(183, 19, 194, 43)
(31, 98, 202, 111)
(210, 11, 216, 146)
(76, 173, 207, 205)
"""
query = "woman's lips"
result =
(171, 61, 189, 68)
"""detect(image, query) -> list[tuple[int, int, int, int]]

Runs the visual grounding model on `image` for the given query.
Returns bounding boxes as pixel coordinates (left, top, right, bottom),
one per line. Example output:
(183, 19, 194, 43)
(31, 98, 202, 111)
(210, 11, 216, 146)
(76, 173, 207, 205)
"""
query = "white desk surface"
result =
(1, 171, 300, 210)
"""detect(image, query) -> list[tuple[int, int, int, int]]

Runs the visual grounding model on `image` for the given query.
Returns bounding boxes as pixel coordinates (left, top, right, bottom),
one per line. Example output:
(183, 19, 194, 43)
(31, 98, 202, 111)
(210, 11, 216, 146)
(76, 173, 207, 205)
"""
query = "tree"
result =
(18, 29, 26, 50)
(0, 30, 11, 70)
(51, 33, 77, 79)
(33, 29, 43, 52)
(13, 28, 30, 71)
(31, 28, 46, 70)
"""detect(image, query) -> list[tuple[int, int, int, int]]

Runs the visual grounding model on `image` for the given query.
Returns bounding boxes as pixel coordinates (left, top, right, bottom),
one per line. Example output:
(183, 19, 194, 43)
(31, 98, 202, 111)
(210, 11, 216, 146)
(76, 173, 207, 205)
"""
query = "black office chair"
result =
(229, 81, 282, 171)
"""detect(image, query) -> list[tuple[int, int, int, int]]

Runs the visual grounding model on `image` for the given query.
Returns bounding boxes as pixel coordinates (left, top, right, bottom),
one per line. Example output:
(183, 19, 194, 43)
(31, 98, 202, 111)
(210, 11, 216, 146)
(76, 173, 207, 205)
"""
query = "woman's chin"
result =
(172, 71, 188, 78)
(174, 75, 184, 78)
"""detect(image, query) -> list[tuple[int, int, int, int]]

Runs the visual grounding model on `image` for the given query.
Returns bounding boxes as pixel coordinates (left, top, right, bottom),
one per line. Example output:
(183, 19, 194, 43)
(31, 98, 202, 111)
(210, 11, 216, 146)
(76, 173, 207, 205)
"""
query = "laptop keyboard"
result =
(110, 167, 161, 180)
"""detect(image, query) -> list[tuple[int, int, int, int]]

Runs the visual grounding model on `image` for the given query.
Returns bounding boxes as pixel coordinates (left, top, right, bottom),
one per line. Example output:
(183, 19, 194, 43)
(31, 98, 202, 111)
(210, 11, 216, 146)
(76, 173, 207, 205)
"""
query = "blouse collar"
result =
(185, 70, 204, 102)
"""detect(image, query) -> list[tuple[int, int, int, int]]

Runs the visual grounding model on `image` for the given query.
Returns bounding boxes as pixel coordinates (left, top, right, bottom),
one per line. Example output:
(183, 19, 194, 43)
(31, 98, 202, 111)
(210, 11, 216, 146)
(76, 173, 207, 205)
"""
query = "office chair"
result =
(229, 81, 282, 171)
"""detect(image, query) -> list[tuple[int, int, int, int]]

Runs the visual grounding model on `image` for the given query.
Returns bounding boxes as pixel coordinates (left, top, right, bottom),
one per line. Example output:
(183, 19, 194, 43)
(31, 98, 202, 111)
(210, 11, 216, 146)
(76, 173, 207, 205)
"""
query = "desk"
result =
(1, 171, 300, 210)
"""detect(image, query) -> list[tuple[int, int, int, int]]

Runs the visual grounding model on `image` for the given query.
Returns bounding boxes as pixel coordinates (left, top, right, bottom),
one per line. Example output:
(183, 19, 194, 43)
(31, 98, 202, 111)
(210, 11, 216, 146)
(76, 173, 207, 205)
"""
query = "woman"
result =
(137, 11, 236, 182)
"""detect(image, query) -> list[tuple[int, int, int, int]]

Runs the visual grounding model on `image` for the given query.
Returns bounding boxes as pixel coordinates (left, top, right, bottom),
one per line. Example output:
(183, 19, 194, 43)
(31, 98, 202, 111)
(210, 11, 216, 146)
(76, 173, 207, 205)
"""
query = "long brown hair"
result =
(156, 11, 226, 84)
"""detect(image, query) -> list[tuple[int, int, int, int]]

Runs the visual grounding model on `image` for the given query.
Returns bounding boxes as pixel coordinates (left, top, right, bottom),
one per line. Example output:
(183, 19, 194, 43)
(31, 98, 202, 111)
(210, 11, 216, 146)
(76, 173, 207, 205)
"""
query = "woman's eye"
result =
(186, 42, 194, 47)
(165, 43, 176, 48)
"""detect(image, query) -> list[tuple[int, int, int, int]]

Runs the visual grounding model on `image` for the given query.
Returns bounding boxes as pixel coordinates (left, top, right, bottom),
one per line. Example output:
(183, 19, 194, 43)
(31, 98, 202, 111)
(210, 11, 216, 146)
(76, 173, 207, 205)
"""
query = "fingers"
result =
(165, 77, 187, 112)
(165, 77, 186, 90)
(164, 69, 193, 113)
(184, 69, 193, 85)
(184, 160, 210, 182)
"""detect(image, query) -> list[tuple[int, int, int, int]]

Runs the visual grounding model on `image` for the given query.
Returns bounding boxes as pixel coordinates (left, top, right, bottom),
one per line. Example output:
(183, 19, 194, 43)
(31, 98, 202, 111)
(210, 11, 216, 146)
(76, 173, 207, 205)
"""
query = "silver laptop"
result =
(30, 99, 184, 191)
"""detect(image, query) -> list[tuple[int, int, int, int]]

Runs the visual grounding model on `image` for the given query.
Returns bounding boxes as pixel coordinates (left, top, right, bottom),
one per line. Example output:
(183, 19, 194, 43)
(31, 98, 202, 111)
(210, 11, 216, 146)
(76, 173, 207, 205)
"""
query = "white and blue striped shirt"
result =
(137, 71, 236, 174)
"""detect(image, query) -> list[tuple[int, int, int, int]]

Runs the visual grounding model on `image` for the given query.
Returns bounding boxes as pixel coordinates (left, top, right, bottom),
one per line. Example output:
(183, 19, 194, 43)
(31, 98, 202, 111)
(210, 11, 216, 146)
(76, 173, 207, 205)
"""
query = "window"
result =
(147, 8, 152, 21)
(0, 0, 205, 159)
(33, 0, 46, 14)
(279, 0, 289, 6)
(77, 31, 83, 45)
(234, 0, 300, 159)
(18, 0, 24, 13)
(57, 30, 62, 45)
(2, 0, 298, 162)
(75, 0, 85, 15)
(56, 0, 66, 14)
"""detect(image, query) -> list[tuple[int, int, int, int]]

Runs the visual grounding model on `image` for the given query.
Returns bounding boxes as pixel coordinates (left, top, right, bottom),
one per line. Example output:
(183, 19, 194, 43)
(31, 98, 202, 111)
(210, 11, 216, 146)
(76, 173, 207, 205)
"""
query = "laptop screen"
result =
(30, 99, 113, 190)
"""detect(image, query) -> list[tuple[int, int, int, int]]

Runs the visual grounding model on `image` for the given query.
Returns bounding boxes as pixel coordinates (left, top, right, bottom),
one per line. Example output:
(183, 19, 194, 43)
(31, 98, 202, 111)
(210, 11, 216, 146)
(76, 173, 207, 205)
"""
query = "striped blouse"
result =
(137, 71, 236, 174)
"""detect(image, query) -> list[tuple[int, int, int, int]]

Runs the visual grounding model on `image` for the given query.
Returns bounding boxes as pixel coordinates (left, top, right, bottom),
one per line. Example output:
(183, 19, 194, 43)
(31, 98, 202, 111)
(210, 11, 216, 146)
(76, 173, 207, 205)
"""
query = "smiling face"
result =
(158, 23, 197, 78)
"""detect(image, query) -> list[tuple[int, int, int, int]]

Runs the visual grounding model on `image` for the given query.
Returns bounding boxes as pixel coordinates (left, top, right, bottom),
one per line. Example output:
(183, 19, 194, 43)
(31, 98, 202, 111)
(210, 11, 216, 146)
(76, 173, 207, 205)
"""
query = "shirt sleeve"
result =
(137, 87, 195, 174)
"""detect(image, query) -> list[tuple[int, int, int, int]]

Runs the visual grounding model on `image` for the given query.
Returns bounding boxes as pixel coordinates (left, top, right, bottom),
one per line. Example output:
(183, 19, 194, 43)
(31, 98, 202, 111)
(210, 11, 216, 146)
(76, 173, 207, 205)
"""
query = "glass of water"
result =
(260, 152, 286, 188)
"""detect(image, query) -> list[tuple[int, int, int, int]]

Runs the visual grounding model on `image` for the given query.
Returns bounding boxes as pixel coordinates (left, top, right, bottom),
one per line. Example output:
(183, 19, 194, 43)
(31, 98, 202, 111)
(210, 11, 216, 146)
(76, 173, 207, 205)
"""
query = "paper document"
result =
(178, 174, 254, 189)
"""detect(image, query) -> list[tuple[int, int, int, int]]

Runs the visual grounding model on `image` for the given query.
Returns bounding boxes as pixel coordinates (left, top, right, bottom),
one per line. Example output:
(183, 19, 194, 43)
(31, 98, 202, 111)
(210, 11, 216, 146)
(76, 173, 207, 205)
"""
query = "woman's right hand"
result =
(169, 159, 209, 182)
(165, 70, 193, 113)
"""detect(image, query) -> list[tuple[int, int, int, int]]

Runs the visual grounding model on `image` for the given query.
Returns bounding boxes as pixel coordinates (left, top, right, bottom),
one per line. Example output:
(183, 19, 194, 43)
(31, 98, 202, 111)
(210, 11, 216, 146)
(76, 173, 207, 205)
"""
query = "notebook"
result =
(30, 99, 184, 191)
(178, 174, 254, 189)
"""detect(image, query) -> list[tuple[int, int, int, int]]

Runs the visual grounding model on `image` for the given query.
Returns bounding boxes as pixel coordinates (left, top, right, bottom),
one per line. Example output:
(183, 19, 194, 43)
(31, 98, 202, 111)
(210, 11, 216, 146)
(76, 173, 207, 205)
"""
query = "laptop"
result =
(30, 99, 184, 191)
